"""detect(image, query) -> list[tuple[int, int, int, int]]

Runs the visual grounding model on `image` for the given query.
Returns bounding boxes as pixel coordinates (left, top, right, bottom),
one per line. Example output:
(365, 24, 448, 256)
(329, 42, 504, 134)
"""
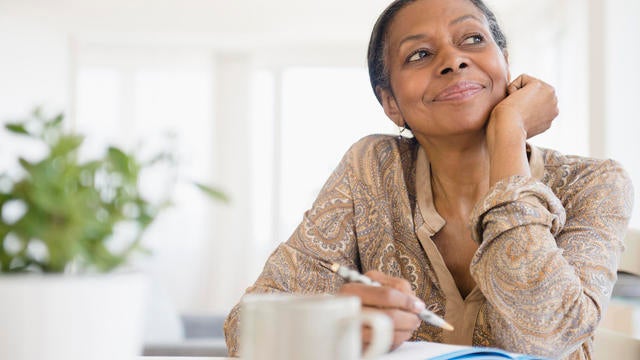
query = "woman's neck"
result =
(416, 132, 491, 218)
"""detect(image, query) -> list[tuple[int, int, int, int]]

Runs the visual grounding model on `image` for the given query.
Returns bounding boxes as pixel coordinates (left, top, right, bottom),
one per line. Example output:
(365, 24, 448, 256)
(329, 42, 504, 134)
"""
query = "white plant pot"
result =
(0, 272, 148, 360)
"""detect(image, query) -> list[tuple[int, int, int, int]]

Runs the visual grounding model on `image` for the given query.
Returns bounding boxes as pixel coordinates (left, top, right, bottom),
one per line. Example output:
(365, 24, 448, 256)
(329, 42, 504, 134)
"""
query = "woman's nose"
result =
(438, 48, 469, 75)
(440, 61, 468, 75)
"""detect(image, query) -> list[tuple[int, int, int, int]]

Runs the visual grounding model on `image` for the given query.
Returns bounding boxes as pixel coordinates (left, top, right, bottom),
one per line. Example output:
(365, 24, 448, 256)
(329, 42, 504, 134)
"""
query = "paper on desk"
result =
(378, 341, 470, 359)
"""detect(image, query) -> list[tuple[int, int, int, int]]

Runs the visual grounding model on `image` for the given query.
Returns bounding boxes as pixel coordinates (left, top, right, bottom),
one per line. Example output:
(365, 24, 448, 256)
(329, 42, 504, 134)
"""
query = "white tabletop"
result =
(138, 342, 467, 360)
(141, 357, 232, 359)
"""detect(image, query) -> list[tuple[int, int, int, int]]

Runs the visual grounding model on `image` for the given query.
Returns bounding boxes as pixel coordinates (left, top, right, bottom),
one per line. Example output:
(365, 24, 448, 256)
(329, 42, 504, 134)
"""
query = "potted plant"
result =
(0, 109, 226, 360)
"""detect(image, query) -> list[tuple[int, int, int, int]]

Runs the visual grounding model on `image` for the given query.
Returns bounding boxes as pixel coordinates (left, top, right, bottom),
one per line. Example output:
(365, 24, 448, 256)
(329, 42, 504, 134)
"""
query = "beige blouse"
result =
(224, 135, 634, 359)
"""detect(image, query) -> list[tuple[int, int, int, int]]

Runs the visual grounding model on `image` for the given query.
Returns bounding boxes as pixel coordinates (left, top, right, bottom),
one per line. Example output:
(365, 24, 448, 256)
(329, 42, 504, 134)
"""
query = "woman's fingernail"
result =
(414, 300, 426, 312)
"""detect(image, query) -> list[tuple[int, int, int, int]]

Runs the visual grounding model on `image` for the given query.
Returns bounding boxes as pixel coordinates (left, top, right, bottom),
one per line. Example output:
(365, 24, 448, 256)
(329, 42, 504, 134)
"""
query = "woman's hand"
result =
(485, 74, 558, 186)
(488, 74, 559, 142)
(338, 270, 425, 351)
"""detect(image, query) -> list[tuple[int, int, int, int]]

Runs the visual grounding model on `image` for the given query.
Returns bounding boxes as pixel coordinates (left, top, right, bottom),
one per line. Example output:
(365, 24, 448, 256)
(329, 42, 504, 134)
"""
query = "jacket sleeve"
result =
(223, 150, 359, 356)
(469, 160, 634, 358)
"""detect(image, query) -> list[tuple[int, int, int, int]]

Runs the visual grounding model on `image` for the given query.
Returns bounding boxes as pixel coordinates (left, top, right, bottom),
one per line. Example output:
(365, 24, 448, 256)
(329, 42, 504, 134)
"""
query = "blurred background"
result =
(1, 0, 639, 345)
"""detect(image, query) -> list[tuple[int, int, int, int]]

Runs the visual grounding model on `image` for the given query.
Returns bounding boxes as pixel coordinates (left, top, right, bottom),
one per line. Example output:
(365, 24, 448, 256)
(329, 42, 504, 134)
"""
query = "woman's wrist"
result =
(486, 109, 527, 150)
(487, 112, 530, 186)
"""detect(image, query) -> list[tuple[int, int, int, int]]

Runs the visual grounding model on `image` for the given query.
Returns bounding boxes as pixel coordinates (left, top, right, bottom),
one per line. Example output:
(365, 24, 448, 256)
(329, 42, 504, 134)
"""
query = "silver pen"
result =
(321, 262, 454, 331)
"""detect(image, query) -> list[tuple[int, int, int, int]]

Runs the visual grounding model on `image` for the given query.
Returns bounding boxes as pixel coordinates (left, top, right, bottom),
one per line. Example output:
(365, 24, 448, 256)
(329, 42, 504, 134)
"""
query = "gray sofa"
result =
(143, 314, 228, 357)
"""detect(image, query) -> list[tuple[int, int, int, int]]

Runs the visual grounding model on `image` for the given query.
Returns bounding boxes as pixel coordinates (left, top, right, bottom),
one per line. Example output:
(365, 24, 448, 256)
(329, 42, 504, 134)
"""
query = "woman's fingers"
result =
(364, 270, 425, 311)
(506, 74, 525, 94)
(492, 74, 559, 139)
(380, 308, 422, 331)
(338, 269, 426, 313)
(338, 271, 425, 350)
(339, 281, 425, 313)
(365, 270, 411, 293)
(362, 322, 415, 351)
(361, 308, 420, 350)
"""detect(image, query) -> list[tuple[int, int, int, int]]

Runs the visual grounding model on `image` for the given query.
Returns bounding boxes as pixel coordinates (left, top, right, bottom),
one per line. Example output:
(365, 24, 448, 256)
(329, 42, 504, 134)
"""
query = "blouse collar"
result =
(415, 143, 544, 237)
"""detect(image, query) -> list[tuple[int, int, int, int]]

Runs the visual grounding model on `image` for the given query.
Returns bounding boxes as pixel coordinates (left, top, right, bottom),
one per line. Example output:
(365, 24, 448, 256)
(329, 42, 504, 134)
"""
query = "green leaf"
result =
(193, 182, 229, 203)
(18, 158, 33, 172)
(5, 123, 29, 135)
(48, 113, 64, 128)
(0, 193, 12, 203)
(107, 147, 132, 173)
(51, 135, 83, 157)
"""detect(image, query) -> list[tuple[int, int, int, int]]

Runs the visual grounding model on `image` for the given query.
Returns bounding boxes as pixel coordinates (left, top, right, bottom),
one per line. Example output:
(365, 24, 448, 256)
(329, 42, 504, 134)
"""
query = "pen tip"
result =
(443, 322, 454, 331)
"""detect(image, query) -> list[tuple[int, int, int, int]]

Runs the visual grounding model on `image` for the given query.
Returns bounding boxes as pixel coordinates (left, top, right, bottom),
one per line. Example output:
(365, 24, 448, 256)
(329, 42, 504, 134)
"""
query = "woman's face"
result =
(379, 0, 509, 140)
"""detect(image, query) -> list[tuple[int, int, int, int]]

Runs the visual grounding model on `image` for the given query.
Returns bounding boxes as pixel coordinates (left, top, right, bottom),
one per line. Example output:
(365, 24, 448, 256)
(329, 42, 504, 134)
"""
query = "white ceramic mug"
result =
(240, 294, 392, 360)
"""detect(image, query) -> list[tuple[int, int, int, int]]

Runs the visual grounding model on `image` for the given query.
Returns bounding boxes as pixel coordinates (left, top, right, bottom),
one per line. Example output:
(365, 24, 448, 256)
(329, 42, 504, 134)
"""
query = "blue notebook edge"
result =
(426, 347, 548, 360)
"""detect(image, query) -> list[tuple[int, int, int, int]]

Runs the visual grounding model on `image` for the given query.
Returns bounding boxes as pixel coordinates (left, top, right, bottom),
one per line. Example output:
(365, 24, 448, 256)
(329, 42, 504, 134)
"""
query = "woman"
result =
(224, 0, 633, 358)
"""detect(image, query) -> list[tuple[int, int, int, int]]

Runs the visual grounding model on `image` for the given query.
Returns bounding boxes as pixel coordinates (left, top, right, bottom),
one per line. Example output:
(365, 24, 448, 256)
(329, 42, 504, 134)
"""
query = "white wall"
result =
(603, 0, 640, 227)
(0, 12, 68, 117)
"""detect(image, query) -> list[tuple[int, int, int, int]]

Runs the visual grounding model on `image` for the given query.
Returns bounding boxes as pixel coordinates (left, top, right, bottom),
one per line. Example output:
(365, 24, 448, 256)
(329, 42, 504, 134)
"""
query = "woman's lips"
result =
(433, 81, 484, 102)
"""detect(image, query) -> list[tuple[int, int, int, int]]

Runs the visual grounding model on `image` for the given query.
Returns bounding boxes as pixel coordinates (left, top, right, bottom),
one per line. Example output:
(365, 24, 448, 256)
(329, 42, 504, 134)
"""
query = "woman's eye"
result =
(461, 34, 484, 45)
(407, 49, 432, 63)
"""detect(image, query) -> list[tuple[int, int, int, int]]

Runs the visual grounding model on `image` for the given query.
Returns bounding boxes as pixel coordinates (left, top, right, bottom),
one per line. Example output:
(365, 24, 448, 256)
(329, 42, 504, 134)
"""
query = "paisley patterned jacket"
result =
(224, 135, 633, 359)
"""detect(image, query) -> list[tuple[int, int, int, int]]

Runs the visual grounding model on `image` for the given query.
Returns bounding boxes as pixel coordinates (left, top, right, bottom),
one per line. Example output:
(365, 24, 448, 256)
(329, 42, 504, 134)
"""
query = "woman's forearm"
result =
(469, 164, 631, 358)
(486, 112, 530, 187)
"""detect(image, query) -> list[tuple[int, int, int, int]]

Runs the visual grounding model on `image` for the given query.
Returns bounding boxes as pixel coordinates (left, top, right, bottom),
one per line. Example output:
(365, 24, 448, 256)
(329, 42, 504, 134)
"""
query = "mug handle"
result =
(359, 311, 393, 359)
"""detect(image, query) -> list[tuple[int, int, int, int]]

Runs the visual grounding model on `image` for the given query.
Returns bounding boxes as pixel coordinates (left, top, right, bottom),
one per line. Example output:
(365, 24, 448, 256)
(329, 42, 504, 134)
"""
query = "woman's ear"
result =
(503, 49, 511, 83)
(377, 86, 404, 127)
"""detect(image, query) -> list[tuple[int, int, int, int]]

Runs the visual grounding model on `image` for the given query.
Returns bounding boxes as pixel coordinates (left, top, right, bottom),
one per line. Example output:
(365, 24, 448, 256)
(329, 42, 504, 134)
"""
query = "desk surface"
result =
(140, 332, 640, 360)
(141, 357, 231, 359)
(139, 341, 469, 360)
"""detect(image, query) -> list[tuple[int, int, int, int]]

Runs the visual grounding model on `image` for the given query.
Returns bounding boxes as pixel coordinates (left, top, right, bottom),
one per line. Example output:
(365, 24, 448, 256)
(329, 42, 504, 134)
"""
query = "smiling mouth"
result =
(433, 81, 484, 102)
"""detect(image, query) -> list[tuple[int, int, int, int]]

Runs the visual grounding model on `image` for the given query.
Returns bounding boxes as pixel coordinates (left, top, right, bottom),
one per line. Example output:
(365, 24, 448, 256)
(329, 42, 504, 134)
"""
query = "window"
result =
(248, 66, 395, 268)
(74, 46, 216, 310)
